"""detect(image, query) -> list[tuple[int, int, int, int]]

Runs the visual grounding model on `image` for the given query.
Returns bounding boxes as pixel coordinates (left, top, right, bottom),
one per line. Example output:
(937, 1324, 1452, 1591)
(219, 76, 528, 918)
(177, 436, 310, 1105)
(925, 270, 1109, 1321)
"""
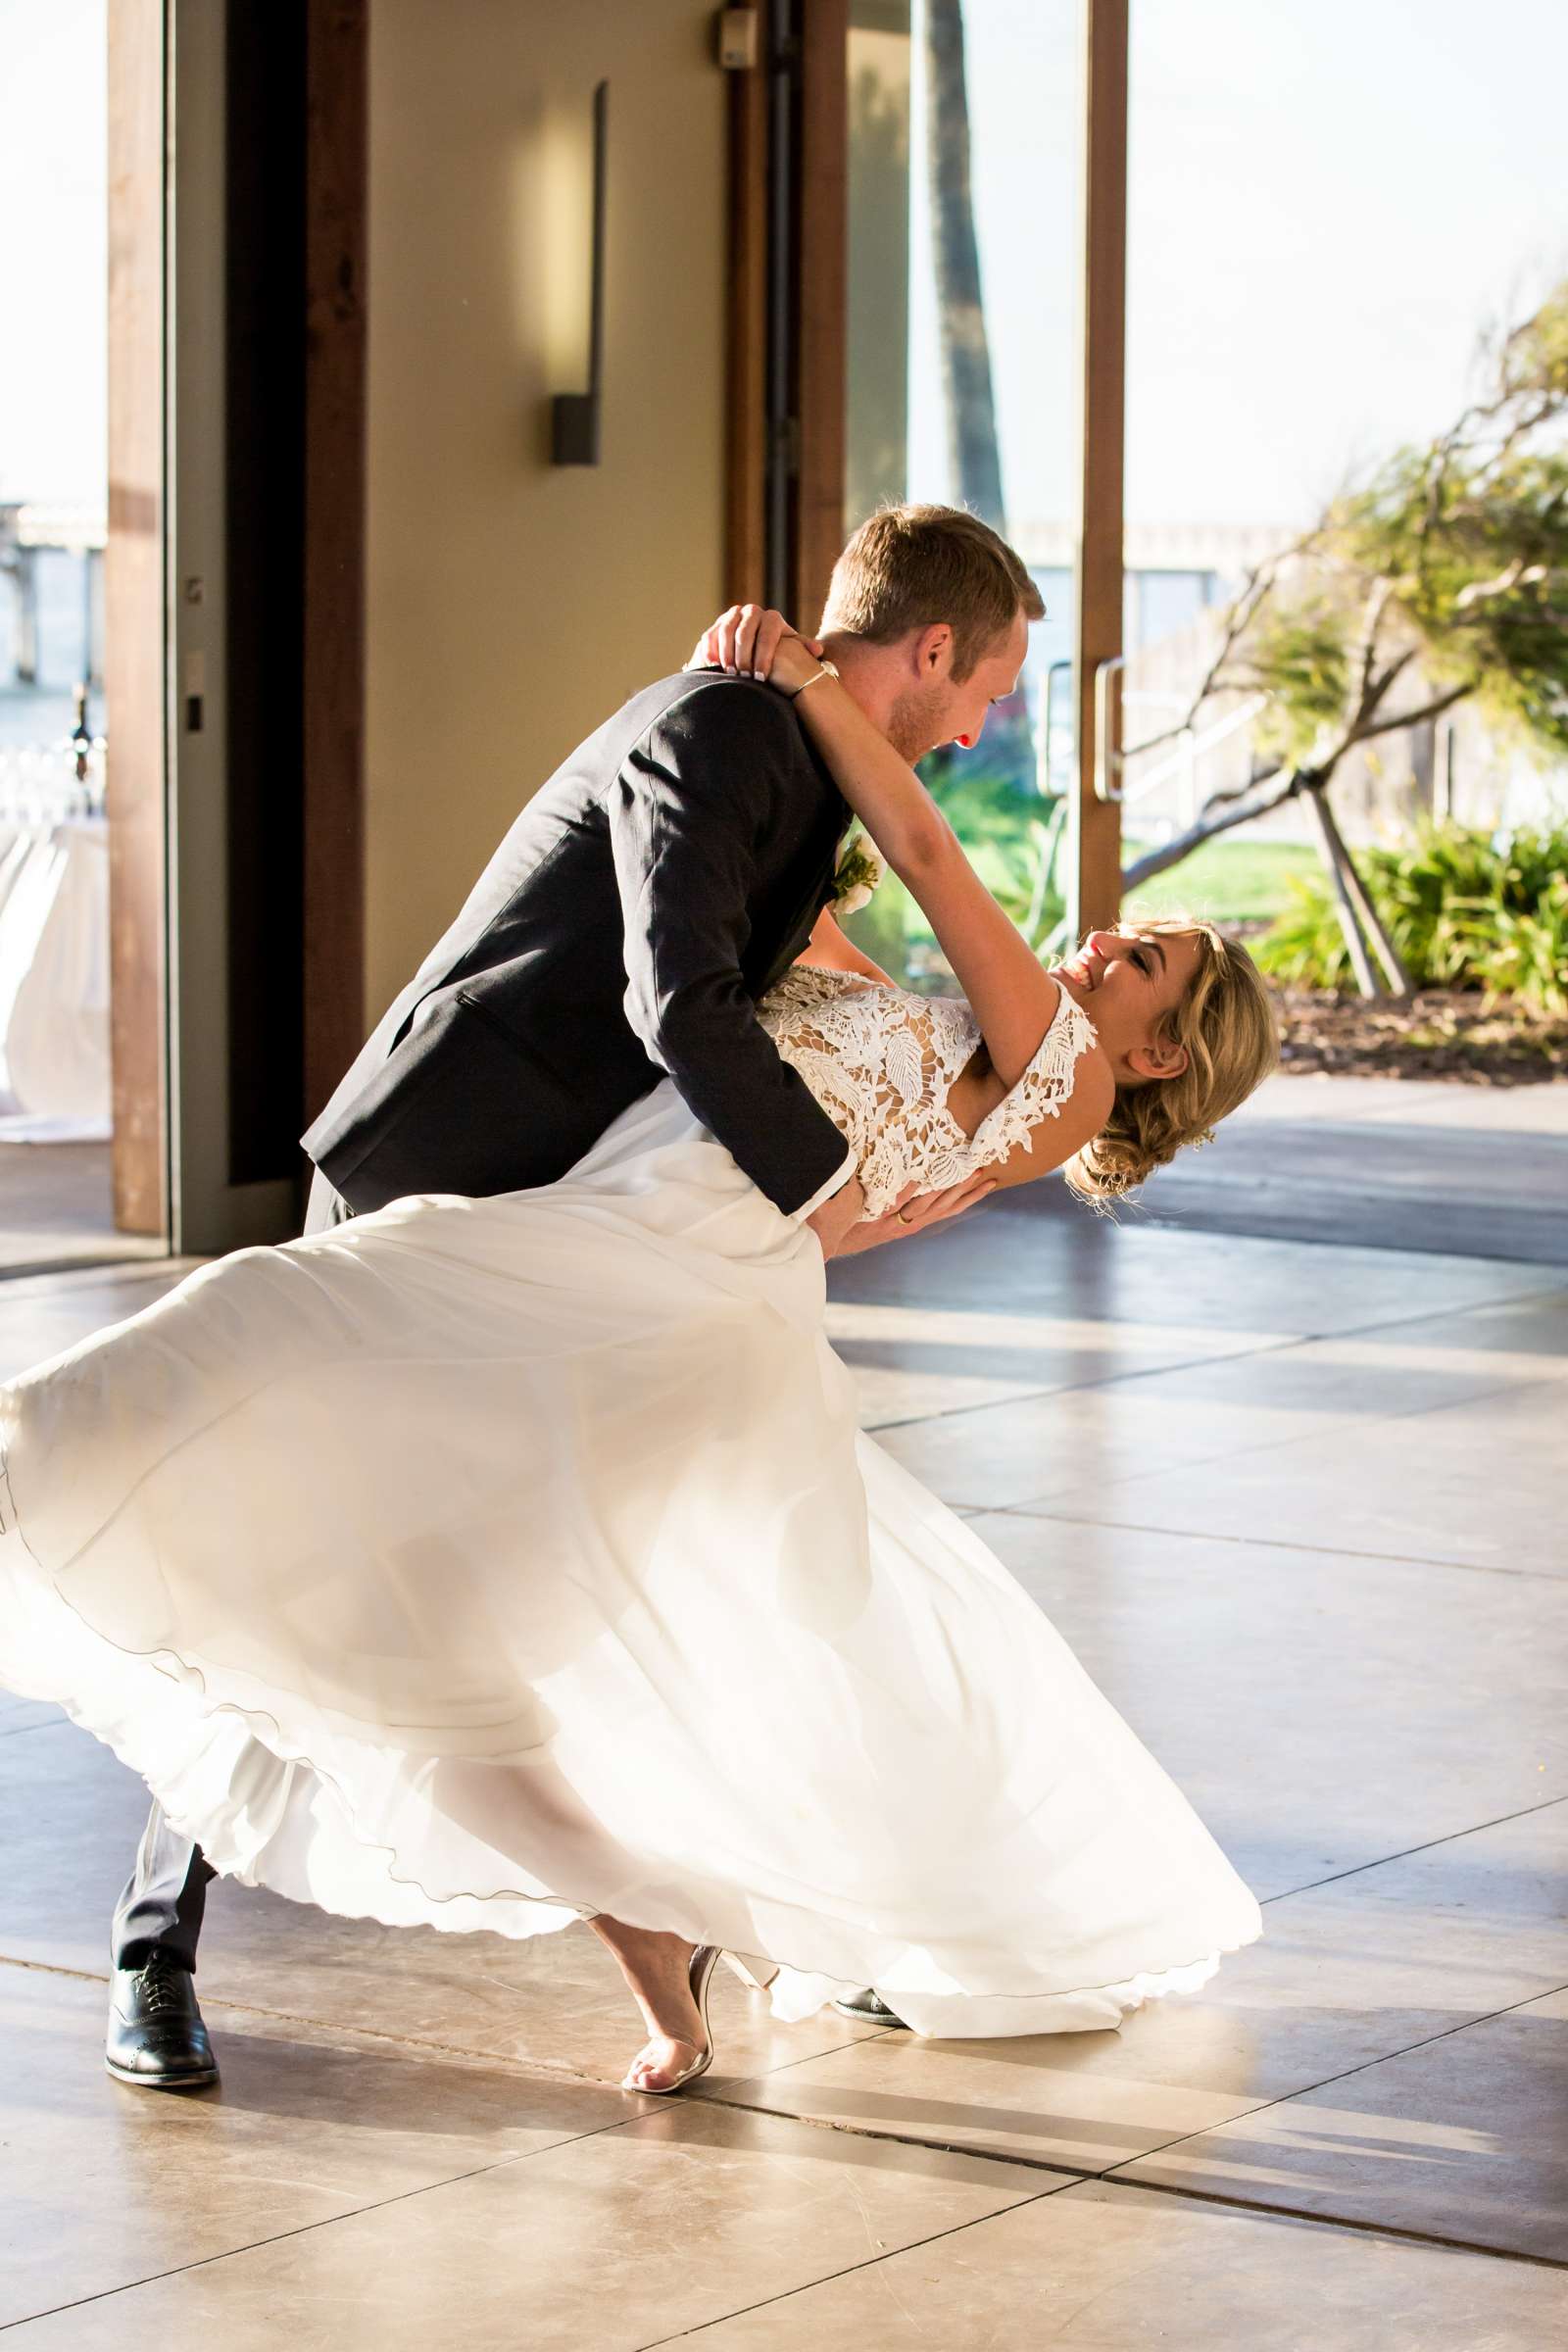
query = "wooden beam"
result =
(1071, 0, 1127, 939)
(724, 4, 770, 603)
(302, 0, 368, 1126)
(793, 0, 848, 630)
(105, 0, 168, 1238)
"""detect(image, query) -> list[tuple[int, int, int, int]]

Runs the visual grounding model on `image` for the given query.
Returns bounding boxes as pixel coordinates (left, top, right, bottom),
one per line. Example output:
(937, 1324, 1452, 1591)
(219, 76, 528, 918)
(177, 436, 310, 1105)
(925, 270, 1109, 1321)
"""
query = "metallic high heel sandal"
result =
(621, 1943, 723, 2097)
(721, 1951, 780, 1995)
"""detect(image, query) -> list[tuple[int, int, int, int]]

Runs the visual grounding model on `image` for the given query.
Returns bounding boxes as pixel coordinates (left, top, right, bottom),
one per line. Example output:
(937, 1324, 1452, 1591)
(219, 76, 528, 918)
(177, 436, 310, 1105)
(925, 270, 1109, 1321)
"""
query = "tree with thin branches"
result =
(1123, 287, 1568, 995)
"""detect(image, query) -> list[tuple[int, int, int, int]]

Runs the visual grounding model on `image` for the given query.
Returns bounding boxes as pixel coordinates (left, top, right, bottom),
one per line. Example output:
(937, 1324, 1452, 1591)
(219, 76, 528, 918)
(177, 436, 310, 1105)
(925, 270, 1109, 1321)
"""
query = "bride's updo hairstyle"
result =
(1066, 918, 1278, 1210)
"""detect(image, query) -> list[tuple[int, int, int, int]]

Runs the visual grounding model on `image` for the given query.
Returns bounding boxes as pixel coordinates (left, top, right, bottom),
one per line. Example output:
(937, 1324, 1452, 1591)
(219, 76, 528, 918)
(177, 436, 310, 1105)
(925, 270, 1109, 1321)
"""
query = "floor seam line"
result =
(693, 2024, 903, 2092)
(858, 1272, 1563, 1448)
(858, 1267, 1563, 1448)
(636, 2151, 1568, 2348)
(1259, 1792, 1568, 1904)
(1134, 1221, 1567, 1281)
(977, 1348, 1551, 1559)
(1274, 1278, 1568, 1344)
(0, 2107, 656, 2335)
(694, 1983, 1568, 2228)
(1095, 1980, 1568, 2189)
(694, 2086, 1093, 2181)
(987, 1505, 1562, 1582)
(632, 2178, 1068, 2349)
(1091, 2170, 1568, 2271)
(859, 1334, 1313, 1438)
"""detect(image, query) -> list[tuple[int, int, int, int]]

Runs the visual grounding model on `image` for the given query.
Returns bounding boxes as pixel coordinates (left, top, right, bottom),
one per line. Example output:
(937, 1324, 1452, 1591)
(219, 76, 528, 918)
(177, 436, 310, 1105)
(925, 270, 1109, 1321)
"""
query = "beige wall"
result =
(365, 1, 729, 1017)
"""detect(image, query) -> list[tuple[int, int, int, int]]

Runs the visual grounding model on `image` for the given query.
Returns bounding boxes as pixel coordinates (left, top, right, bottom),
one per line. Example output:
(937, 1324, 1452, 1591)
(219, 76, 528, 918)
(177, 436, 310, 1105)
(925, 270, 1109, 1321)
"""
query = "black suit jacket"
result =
(302, 670, 854, 1218)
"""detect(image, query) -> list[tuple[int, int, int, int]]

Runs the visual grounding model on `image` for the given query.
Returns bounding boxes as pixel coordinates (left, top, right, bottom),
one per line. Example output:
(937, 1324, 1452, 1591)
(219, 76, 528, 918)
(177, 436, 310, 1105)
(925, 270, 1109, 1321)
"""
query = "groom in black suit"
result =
(106, 502, 1044, 2087)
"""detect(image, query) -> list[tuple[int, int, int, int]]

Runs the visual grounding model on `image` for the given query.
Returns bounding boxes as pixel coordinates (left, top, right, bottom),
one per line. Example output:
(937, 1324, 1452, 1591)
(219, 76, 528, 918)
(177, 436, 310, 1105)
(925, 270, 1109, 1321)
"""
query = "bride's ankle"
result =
(591, 1918, 703, 2024)
(590, 1915, 693, 1974)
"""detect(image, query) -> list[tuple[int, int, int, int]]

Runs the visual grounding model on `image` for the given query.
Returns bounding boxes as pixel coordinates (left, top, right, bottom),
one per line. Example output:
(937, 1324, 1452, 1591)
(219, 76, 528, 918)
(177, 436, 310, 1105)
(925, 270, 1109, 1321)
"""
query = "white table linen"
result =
(0, 816, 111, 1142)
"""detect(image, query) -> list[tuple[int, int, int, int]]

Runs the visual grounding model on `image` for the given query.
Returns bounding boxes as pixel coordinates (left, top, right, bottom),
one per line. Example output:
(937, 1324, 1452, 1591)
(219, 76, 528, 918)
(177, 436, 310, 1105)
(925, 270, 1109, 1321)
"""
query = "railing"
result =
(1, 506, 106, 690)
(1093, 658, 1267, 824)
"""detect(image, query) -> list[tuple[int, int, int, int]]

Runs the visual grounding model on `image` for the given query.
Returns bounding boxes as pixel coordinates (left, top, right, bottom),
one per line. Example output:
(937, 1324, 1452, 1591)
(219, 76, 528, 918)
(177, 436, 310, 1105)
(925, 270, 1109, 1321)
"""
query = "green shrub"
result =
(1252, 821, 1568, 1012)
(846, 756, 1068, 985)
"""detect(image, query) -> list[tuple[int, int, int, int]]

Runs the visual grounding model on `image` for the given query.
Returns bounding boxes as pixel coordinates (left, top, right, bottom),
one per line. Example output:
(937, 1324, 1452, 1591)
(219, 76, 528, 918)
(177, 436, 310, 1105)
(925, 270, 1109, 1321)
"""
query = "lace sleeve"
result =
(968, 988, 1101, 1166)
(760, 968, 979, 1213)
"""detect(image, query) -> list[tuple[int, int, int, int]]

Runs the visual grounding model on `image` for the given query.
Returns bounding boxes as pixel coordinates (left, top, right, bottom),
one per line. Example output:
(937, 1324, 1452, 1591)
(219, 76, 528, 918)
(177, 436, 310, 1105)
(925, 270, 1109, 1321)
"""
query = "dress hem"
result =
(21, 1633, 1260, 2039)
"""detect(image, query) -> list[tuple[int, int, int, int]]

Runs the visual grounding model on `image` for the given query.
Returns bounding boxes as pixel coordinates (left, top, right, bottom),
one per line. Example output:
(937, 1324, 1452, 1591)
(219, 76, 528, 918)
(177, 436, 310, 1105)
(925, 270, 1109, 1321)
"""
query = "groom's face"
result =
(888, 613, 1029, 762)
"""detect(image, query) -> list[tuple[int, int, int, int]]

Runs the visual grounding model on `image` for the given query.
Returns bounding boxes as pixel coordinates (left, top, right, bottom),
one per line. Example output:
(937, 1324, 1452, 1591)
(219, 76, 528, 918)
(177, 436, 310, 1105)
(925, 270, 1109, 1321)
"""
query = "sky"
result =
(2, 0, 1565, 536)
(0, 0, 107, 504)
(908, 0, 1568, 530)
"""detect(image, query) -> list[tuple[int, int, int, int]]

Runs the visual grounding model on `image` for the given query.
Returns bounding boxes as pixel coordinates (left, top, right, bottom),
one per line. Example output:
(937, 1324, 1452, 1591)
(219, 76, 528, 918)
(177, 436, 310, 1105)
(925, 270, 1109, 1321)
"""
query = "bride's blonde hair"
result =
(1065, 918, 1279, 1210)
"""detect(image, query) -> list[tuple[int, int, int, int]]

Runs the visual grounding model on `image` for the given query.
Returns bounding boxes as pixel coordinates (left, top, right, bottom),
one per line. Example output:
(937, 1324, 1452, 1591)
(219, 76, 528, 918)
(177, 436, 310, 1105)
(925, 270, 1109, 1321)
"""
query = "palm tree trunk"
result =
(925, 0, 1005, 527)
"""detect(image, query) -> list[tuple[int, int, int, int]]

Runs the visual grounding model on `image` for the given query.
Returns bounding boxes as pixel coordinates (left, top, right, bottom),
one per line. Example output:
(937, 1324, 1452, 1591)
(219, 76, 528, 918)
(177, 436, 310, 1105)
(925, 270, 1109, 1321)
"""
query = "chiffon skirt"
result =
(0, 1082, 1260, 2035)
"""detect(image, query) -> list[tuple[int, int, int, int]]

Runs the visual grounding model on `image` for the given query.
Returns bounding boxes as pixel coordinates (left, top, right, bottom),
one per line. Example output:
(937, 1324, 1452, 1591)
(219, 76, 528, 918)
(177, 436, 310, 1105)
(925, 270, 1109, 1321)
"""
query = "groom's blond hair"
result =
(820, 504, 1045, 680)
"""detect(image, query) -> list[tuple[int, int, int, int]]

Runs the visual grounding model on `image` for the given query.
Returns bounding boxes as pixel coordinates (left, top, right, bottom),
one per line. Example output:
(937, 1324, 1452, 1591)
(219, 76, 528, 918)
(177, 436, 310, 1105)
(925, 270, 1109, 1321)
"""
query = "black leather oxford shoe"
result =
(831, 1986, 907, 2027)
(105, 1953, 219, 2089)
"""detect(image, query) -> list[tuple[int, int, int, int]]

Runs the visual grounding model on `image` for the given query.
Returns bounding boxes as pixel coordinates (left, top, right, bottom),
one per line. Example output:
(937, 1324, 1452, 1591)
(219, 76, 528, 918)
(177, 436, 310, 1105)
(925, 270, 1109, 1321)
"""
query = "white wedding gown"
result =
(0, 967, 1260, 2036)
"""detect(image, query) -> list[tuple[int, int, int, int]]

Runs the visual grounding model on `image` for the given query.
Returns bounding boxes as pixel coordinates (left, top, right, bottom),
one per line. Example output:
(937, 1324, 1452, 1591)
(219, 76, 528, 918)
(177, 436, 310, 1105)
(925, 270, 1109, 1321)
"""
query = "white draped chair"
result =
(0, 813, 112, 1142)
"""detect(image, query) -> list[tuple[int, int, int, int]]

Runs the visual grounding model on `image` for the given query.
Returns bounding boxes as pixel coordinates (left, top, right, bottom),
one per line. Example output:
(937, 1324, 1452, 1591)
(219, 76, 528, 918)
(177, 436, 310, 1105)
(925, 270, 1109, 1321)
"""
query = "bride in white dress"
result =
(0, 609, 1278, 2095)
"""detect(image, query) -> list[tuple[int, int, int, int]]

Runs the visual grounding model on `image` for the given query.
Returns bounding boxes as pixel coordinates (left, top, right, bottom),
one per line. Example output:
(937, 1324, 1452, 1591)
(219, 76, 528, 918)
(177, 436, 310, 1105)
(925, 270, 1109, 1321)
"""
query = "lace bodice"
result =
(759, 965, 1100, 1215)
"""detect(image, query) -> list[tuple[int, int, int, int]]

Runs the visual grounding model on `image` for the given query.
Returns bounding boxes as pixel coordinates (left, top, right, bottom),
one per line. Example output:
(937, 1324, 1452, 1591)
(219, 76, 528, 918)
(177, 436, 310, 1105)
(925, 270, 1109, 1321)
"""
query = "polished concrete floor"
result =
(0, 1142, 161, 1275)
(1013, 1069, 1568, 1266)
(5, 1064, 1567, 1283)
(1, 1205, 1565, 2346)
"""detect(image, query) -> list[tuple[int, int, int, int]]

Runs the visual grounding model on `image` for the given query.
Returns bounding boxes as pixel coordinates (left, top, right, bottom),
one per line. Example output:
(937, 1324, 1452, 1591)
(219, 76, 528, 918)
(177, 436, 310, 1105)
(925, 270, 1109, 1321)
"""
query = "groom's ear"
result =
(913, 623, 955, 678)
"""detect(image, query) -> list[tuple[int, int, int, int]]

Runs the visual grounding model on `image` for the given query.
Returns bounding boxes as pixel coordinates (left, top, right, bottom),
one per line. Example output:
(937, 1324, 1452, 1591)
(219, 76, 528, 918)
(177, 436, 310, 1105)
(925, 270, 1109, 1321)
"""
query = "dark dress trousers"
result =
(115, 667, 854, 1973)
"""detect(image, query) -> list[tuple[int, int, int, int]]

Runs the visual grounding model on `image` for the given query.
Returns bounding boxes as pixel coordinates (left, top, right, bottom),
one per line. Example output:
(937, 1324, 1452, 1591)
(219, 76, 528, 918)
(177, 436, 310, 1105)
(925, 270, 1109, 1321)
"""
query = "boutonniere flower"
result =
(832, 831, 887, 916)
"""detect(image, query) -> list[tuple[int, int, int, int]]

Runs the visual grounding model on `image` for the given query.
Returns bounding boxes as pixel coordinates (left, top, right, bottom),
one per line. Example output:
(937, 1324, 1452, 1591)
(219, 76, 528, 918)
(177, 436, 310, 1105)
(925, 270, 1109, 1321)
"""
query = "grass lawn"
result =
(1122, 837, 1317, 927)
(847, 831, 1320, 985)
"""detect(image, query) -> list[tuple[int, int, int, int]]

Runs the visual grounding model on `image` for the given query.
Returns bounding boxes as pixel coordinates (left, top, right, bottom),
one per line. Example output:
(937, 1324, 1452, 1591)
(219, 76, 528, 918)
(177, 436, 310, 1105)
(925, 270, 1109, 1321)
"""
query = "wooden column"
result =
(302, 0, 368, 1125)
(793, 0, 848, 630)
(105, 0, 168, 1238)
(724, 4, 770, 603)
(1071, 0, 1127, 940)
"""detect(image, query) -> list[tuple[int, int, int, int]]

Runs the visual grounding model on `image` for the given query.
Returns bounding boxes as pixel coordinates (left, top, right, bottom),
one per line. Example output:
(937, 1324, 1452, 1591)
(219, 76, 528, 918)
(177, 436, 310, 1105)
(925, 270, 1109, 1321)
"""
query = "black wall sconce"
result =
(551, 80, 609, 466)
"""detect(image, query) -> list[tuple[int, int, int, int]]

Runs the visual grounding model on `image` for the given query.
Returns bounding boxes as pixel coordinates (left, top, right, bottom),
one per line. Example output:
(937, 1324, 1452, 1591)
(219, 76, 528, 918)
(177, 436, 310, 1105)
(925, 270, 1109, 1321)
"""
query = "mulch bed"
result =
(1269, 987, 1568, 1085)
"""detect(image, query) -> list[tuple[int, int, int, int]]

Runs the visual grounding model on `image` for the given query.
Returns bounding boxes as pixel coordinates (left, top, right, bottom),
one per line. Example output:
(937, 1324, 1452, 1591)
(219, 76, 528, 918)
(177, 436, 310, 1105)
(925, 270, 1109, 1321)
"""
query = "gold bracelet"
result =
(790, 659, 840, 700)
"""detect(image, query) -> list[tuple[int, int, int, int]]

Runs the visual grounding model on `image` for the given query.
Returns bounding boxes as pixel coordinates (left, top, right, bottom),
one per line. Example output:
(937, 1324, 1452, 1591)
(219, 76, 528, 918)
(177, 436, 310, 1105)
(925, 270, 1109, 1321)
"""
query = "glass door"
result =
(844, 0, 1084, 985)
(1118, 0, 1568, 937)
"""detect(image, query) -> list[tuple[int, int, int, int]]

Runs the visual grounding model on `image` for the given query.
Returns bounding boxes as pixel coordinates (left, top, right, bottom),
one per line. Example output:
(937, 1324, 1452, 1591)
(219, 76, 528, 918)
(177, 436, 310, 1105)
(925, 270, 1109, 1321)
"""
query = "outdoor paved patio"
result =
(1, 1174, 1565, 2344)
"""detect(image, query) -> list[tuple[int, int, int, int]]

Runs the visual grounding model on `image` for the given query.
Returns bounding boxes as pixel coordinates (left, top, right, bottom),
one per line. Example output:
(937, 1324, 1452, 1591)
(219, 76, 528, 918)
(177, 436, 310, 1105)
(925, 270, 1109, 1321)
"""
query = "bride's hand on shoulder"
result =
(687, 605, 823, 694)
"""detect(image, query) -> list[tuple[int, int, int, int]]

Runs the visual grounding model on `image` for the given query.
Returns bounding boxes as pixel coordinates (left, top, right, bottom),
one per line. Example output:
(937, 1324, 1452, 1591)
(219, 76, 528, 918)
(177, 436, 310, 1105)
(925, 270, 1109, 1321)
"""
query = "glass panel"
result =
(0, 0, 123, 1269)
(845, 0, 1081, 986)
(1120, 0, 1568, 930)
